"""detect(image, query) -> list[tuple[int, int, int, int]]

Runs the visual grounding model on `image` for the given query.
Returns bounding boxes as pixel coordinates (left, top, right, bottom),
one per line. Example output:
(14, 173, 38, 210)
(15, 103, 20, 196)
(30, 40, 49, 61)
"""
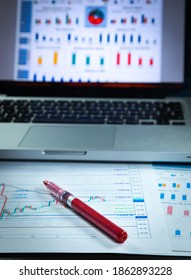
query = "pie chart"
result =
(88, 9, 105, 25)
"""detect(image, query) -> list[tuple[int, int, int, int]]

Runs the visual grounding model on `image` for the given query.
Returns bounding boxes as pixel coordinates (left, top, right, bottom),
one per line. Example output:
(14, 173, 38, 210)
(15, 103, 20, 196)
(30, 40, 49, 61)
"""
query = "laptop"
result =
(0, 0, 191, 163)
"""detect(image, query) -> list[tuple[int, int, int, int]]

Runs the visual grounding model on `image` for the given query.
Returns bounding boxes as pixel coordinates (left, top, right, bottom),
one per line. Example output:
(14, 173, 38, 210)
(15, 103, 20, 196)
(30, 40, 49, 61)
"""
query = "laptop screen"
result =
(0, 0, 185, 87)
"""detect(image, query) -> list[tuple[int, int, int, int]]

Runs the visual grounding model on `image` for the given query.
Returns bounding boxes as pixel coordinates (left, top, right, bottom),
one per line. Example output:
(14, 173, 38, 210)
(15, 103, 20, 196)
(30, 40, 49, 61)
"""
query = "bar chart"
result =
(154, 165, 191, 252)
(15, 0, 162, 82)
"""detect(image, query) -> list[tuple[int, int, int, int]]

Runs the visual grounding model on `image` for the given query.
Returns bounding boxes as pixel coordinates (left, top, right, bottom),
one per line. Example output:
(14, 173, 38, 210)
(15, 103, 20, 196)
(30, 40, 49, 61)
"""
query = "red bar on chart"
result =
(184, 210, 190, 216)
(167, 206, 173, 215)
(138, 58, 142, 66)
(117, 53, 120, 65)
(127, 53, 131, 65)
(149, 58, 154, 66)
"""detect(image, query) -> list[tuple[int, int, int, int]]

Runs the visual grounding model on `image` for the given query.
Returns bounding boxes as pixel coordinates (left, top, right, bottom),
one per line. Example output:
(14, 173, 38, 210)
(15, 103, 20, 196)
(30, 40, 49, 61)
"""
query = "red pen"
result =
(43, 180, 128, 243)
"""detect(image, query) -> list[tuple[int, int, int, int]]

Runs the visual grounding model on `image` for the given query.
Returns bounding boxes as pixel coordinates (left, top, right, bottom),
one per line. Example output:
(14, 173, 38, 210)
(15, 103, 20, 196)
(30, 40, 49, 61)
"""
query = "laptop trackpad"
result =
(19, 126, 116, 149)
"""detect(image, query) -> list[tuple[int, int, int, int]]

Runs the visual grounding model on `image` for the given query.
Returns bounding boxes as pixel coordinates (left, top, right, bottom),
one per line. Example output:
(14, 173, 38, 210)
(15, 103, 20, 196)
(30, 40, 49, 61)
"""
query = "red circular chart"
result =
(88, 9, 104, 25)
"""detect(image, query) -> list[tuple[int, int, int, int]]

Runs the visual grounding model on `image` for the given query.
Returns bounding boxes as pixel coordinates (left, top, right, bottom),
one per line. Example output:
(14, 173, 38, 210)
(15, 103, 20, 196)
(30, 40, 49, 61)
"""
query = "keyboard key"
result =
(172, 121, 186, 125)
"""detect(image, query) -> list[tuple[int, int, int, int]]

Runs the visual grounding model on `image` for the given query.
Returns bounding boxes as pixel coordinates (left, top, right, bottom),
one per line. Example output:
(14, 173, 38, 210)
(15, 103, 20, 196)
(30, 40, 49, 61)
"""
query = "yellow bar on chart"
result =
(38, 57, 43, 65)
(53, 52, 58, 65)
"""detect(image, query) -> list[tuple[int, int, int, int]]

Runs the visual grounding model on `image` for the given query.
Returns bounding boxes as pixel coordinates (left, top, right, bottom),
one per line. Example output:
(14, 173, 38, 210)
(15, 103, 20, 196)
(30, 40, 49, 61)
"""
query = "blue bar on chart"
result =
(42, 75, 46, 82)
(182, 195, 187, 201)
(151, 18, 156, 24)
(18, 49, 28, 65)
(171, 194, 176, 200)
(133, 198, 145, 203)
(175, 229, 181, 236)
(44, 19, 51, 25)
(135, 216, 148, 219)
(138, 35, 141, 43)
(130, 35, 133, 43)
(131, 16, 137, 24)
(160, 193, 165, 199)
(86, 56, 90, 65)
(20, 1, 32, 33)
(187, 183, 191, 189)
(35, 33, 39, 41)
(100, 57, 104, 66)
(122, 34, 126, 43)
(172, 183, 181, 188)
(66, 14, 72, 24)
(110, 19, 117, 24)
(17, 70, 29, 79)
(56, 18, 62, 25)
(72, 53, 76, 65)
(141, 14, 148, 24)
(19, 37, 29, 44)
(99, 34, 103, 43)
(121, 18, 127, 24)
(115, 34, 118, 43)
(33, 74, 37, 81)
(107, 34, 110, 43)
(68, 34, 71, 42)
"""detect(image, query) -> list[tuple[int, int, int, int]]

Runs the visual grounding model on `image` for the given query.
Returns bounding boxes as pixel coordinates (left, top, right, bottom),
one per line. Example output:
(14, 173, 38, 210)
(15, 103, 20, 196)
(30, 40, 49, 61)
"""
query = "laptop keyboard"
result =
(0, 100, 185, 125)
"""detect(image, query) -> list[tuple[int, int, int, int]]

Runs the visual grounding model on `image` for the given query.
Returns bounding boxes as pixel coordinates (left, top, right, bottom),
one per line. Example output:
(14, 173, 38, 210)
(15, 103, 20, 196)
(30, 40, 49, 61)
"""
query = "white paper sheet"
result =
(0, 161, 171, 255)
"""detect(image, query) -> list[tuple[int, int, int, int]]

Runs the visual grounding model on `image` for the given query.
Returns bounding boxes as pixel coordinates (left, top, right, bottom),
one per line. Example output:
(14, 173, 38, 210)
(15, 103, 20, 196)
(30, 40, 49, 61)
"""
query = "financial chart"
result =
(15, 0, 163, 83)
(0, 164, 149, 239)
(154, 165, 191, 253)
(0, 162, 169, 254)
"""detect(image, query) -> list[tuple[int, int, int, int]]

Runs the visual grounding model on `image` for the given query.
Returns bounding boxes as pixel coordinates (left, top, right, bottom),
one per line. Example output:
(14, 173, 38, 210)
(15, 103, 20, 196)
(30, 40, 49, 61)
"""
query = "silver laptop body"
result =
(0, 0, 191, 163)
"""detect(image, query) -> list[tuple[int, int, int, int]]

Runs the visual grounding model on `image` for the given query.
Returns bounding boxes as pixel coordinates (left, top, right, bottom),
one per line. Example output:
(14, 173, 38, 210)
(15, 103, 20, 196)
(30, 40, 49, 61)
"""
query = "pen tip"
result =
(43, 180, 49, 186)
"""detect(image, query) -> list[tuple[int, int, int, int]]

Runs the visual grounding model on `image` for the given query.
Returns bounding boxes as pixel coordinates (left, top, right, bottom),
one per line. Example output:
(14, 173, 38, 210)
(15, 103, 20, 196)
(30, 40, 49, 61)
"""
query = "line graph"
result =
(0, 183, 58, 220)
(0, 180, 148, 236)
